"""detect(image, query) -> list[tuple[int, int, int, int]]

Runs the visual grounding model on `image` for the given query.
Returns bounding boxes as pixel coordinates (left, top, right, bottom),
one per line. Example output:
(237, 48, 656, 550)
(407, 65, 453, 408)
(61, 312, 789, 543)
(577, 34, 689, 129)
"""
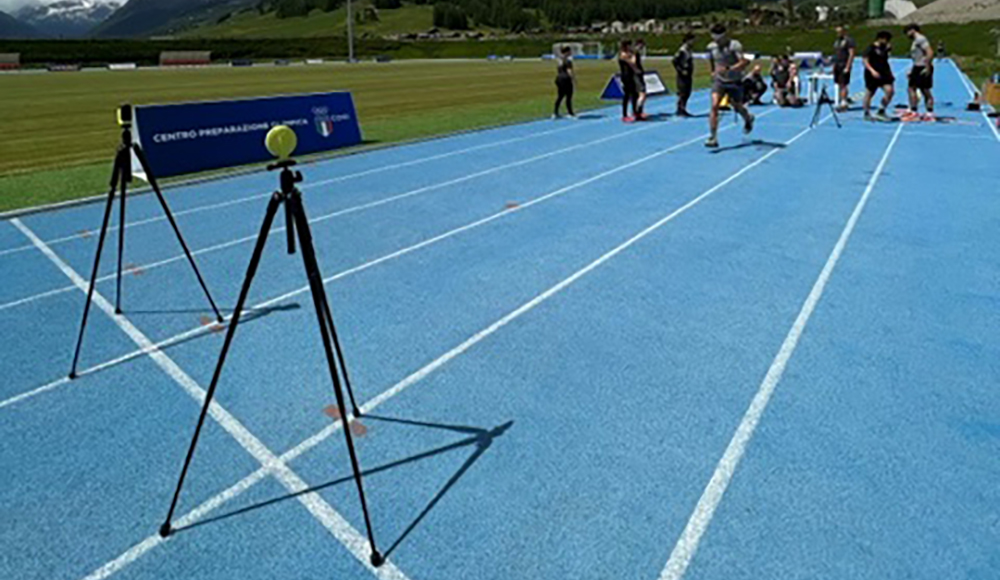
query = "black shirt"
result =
(556, 56, 573, 80)
(863, 43, 892, 76)
(833, 35, 856, 66)
(673, 45, 693, 77)
(771, 62, 790, 87)
(619, 54, 636, 84)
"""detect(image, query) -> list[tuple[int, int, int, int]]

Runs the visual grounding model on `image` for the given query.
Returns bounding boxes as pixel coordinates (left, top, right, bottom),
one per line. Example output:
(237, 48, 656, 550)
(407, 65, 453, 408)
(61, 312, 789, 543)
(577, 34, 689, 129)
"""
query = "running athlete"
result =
(905, 23, 935, 117)
(862, 30, 895, 121)
(553, 45, 576, 119)
(705, 24, 754, 148)
(832, 26, 856, 111)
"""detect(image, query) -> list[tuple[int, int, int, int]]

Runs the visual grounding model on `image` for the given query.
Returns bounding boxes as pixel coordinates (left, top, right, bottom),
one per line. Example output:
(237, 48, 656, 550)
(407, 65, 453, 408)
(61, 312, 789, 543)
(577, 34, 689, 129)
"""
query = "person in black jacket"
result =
(553, 45, 576, 119)
(742, 64, 768, 105)
(673, 33, 695, 116)
(618, 40, 640, 122)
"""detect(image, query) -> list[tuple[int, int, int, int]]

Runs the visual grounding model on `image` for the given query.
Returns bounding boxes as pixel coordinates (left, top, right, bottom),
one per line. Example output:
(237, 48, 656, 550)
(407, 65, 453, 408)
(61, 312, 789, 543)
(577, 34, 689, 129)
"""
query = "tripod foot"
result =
(68, 371, 77, 380)
(216, 315, 224, 324)
(370, 551, 384, 568)
(115, 308, 123, 315)
(158, 522, 173, 538)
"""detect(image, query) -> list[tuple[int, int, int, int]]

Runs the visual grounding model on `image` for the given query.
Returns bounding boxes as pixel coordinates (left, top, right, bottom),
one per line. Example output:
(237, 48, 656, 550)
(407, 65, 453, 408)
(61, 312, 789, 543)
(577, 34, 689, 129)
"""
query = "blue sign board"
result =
(133, 92, 363, 178)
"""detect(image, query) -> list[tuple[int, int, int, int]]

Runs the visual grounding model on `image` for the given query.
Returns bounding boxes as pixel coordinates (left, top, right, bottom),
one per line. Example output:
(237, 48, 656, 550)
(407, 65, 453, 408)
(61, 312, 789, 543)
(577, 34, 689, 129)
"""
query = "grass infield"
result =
(0, 59, 710, 213)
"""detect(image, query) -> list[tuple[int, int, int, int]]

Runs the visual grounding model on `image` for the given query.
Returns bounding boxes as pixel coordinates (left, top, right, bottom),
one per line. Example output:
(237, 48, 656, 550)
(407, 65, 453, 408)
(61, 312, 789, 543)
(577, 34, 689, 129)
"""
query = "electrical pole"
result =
(347, 0, 355, 63)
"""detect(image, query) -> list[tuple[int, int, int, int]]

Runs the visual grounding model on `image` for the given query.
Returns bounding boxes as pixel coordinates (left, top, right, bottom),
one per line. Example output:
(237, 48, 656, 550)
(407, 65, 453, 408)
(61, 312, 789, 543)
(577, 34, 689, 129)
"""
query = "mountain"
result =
(902, 0, 1000, 22)
(0, 8, 43, 37)
(90, 0, 254, 38)
(17, 0, 119, 38)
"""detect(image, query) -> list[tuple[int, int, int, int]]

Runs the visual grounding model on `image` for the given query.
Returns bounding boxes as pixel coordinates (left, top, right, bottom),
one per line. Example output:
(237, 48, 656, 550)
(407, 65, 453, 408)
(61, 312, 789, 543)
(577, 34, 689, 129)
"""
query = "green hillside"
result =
(184, 3, 488, 39)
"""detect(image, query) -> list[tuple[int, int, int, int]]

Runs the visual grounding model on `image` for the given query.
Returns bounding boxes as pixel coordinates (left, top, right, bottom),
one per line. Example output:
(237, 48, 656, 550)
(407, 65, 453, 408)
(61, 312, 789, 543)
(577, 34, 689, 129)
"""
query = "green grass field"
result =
(0, 60, 711, 213)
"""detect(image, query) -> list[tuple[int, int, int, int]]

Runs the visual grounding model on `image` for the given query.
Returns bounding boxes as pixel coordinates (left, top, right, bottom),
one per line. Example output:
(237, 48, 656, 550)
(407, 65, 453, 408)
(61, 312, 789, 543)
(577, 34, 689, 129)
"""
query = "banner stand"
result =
(601, 71, 671, 100)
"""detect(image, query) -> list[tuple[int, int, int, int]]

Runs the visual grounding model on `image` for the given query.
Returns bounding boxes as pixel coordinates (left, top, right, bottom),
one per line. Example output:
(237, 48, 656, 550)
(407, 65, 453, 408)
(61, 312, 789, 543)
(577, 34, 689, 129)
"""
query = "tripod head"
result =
(117, 103, 134, 146)
(265, 125, 304, 255)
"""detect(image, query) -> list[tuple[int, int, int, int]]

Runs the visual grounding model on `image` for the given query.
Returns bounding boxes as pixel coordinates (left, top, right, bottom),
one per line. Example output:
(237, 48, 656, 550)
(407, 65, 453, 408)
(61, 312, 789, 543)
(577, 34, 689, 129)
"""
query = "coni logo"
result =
(312, 106, 335, 138)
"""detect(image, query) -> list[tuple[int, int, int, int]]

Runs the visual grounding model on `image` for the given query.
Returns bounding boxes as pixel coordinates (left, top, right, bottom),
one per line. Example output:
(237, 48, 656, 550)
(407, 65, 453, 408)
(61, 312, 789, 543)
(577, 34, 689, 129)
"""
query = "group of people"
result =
(552, 22, 939, 144)
(859, 24, 936, 121)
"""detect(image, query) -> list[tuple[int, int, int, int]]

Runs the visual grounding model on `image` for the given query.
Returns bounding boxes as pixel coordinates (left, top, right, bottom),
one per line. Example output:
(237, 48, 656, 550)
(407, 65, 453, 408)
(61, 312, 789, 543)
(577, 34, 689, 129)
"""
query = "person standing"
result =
(673, 33, 695, 116)
(618, 40, 640, 122)
(634, 38, 649, 120)
(832, 26, 856, 111)
(742, 64, 767, 105)
(553, 45, 576, 119)
(862, 30, 895, 121)
(770, 54, 791, 106)
(705, 24, 754, 148)
(905, 23, 935, 118)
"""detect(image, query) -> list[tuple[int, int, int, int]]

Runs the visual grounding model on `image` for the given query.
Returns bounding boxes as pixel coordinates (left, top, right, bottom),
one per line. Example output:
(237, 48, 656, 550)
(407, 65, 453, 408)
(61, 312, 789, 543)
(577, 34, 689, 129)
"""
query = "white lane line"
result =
(0, 119, 686, 408)
(0, 120, 668, 314)
(78, 107, 817, 580)
(11, 218, 411, 580)
(950, 59, 1000, 144)
(656, 122, 904, 580)
(0, 119, 602, 259)
(0, 105, 760, 412)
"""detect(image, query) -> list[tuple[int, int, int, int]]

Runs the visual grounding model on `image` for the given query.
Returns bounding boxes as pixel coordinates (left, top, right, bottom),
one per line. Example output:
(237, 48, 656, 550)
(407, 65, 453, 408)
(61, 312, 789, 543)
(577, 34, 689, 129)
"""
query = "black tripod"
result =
(157, 159, 382, 567)
(811, 84, 843, 128)
(69, 106, 223, 379)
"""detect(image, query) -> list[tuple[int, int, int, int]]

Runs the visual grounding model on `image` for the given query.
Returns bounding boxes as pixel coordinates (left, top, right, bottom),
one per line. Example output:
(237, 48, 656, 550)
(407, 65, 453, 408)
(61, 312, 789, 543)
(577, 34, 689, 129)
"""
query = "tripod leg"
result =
(287, 192, 383, 567)
(159, 194, 282, 538)
(69, 151, 124, 379)
(285, 196, 296, 255)
(134, 146, 224, 323)
(319, 292, 362, 416)
(115, 160, 128, 315)
(828, 101, 843, 128)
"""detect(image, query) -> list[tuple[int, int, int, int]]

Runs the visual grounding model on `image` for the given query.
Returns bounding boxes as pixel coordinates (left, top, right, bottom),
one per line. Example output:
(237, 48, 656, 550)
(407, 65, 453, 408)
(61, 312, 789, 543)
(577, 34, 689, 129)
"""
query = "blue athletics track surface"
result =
(1, 58, 998, 580)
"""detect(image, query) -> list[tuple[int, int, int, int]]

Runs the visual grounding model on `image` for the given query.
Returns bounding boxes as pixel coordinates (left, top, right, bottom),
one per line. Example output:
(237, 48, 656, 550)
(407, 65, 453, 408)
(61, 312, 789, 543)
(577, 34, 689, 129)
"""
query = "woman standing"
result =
(553, 46, 577, 119)
(618, 40, 640, 122)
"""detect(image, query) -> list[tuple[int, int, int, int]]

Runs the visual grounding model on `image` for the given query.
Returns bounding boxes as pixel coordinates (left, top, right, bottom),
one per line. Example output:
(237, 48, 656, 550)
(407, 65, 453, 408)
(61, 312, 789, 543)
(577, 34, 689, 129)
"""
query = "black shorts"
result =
(864, 71, 894, 93)
(713, 80, 744, 104)
(909, 66, 934, 90)
(635, 75, 647, 93)
(833, 64, 851, 86)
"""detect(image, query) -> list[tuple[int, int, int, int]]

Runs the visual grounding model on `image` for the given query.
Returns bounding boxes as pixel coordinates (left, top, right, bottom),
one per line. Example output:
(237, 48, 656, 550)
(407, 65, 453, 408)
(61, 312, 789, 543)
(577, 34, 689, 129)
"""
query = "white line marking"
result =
(11, 218, 411, 580)
(0, 121, 666, 313)
(77, 106, 814, 580)
(0, 104, 761, 412)
(656, 122, 904, 580)
(949, 59, 1000, 144)
(0, 118, 601, 258)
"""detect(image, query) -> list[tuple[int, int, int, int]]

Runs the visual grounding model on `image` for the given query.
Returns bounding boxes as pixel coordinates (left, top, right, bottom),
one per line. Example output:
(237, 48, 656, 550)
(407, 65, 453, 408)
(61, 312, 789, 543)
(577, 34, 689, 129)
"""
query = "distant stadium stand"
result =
(160, 51, 212, 67)
(0, 53, 20, 70)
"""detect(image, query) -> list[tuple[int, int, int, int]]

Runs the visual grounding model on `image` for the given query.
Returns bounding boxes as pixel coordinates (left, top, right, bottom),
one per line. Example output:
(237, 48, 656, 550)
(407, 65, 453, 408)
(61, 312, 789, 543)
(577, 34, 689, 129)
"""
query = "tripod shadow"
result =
(88, 303, 301, 376)
(573, 113, 604, 120)
(176, 414, 513, 558)
(710, 140, 788, 154)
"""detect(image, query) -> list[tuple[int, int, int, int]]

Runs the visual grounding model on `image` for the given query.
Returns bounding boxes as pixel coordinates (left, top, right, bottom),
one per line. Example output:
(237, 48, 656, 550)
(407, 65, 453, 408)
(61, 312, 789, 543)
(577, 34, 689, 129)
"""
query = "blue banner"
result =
(133, 92, 363, 178)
